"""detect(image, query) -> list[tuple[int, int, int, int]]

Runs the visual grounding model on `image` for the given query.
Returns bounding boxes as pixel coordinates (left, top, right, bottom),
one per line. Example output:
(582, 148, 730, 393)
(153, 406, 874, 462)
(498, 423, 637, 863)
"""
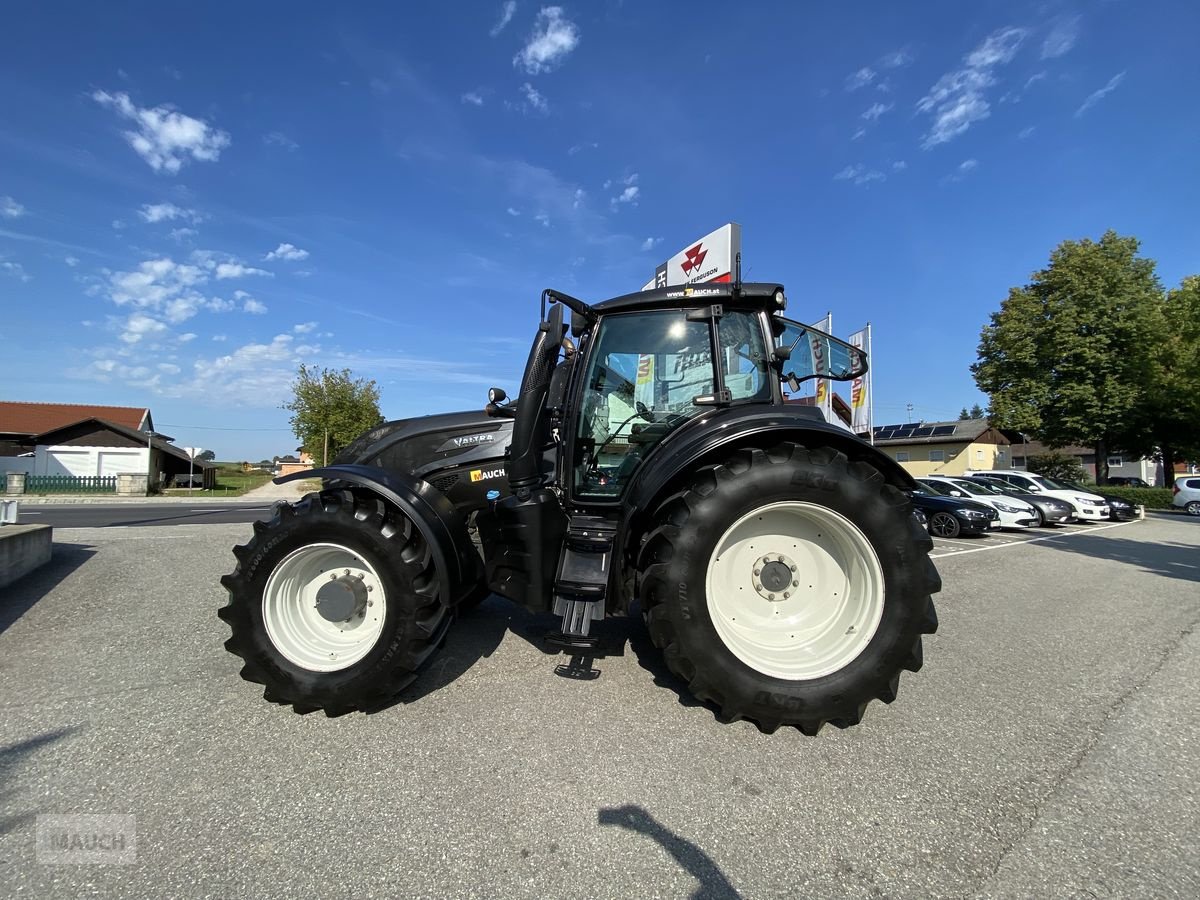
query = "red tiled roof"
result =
(0, 401, 148, 436)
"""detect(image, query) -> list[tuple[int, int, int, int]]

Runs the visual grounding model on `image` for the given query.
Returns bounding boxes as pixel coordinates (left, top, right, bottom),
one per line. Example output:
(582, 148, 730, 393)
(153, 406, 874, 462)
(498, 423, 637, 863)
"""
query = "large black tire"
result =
(637, 443, 939, 735)
(219, 489, 451, 715)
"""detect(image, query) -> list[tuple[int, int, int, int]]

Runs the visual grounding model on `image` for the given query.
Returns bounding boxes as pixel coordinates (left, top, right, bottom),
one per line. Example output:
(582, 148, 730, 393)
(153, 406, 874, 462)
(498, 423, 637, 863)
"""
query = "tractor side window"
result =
(719, 311, 770, 400)
(575, 311, 715, 499)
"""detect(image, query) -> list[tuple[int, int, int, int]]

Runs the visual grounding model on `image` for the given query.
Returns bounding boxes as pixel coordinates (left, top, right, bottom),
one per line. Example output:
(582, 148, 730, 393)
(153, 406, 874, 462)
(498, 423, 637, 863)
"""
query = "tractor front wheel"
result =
(219, 490, 451, 715)
(638, 443, 939, 734)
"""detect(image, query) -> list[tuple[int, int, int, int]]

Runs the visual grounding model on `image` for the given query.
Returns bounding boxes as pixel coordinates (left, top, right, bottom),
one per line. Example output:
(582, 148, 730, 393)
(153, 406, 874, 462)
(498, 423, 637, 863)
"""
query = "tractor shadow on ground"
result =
(0, 726, 83, 836)
(0, 542, 97, 637)
(598, 804, 742, 899)
(1042, 533, 1200, 584)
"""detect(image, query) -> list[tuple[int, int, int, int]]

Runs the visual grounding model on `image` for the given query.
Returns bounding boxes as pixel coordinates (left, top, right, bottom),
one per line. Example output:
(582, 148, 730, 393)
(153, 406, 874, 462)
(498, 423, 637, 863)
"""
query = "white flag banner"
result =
(809, 313, 833, 422)
(848, 327, 870, 433)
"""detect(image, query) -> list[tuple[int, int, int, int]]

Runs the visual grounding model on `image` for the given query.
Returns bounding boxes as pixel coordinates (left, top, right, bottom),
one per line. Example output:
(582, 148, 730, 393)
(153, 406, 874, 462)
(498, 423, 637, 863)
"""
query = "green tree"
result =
(283, 365, 384, 466)
(958, 407, 970, 420)
(972, 231, 1164, 483)
(1027, 451, 1088, 484)
(196, 449, 216, 462)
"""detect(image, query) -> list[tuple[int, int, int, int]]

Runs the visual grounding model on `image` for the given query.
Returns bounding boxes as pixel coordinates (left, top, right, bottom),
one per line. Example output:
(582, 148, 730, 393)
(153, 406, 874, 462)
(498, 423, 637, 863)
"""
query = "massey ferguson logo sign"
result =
(680, 243, 708, 277)
(642, 223, 741, 290)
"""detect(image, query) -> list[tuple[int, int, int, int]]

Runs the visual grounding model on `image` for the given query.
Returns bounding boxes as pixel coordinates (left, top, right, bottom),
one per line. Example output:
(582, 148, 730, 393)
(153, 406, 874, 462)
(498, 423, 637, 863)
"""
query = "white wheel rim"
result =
(705, 501, 885, 681)
(263, 543, 387, 672)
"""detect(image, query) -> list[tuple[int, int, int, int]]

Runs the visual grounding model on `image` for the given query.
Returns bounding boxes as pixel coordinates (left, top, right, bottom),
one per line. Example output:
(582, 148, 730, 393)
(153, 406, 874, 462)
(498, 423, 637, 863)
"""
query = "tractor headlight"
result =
(774, 290, 786, 309)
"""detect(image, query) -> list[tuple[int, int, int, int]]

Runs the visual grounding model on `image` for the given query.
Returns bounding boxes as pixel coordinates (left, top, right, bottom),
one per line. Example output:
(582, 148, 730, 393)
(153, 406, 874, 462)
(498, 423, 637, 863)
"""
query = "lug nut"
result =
(789, 564, 797, 572)
(753, 568, 761, 577)
(792, 580, 799, 587)
(768, 593, 775, 601)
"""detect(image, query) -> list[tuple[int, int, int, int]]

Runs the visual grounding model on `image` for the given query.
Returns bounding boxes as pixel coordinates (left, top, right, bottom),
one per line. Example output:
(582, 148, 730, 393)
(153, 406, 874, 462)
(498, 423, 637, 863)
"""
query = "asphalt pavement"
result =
(0, 515, 1197, 898)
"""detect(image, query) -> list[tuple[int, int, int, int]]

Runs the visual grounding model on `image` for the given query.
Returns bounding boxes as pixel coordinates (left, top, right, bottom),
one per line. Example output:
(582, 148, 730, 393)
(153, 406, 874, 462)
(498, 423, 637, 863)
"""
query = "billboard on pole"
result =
(642, 222, 742, 291)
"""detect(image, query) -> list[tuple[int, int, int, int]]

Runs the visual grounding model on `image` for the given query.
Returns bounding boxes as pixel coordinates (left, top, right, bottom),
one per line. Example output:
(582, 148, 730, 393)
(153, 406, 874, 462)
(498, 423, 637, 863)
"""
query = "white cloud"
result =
(215, 261, 271, 280)
(178, 332, 197, 342)
(139, 202, 202, 224)
(293, 322, 317, 334)
(1, 260, 32, 282)
(506, 207, 521, 216)
(119, 312, 169, 344)
(243, 297, 268, 314)
(264, 242, 309, 261)
(834, 165, 886, 186)
(861, 102, 894, 121)
(109, 258, 206, 309)
(942, 158, 979, 184)
(491, 1, 517, 37)
(892, 160, 907, 171)
(264, 131, 299, 151)
(612, 185, 639, 207)
(92, 90, 231, 173)
(851, 127, 867, 141)
(212, 334, 226, 342)
(65, 256, 80, 267)
(514, 7, 580, 74)
(959, 158, 978, 172)
(520, 82, 548, 113)
(1042, 16, 1080, 59)
(845, 67, 876, 91)
(568, 141, 598, 155)
(572, 188, 584, 209)
(916, 26, 1028, 148)
(534, 212, 550, 227)
(640, 237, 661, 252)
(461, 91, 484, 106)
(1018, 125, 1036, 140)
(1, 196, 25, 218)
(169, 227, 197, 242)
(1076, 71, 1126, 117)
(880, 48, 914, 69)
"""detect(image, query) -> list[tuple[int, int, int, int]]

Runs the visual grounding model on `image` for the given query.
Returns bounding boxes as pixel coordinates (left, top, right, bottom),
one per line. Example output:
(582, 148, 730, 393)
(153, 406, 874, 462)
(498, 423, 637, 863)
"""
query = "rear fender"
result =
(276, 465, 480, 605)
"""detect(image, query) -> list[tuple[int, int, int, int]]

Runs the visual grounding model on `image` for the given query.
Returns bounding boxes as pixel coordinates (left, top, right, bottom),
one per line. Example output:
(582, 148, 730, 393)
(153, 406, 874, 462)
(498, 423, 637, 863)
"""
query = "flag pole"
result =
(867, 322, 874, 445)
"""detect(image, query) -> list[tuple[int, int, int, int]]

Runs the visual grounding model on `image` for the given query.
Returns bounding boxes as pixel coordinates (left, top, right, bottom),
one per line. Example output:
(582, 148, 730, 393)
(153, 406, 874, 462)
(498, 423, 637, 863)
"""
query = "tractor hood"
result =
(334, 410, 513, 482)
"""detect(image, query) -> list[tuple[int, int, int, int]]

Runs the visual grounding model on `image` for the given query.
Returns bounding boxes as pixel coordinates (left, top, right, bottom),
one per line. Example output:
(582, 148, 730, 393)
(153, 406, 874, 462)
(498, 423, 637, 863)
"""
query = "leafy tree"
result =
(958, 407, 970, 420)
(284, 365, 384, 466)
(196, 449, 216, 462)
(972, 231, 1164, 483)
(1027, 451, 1088, 484)
(970, 403, 986, 419)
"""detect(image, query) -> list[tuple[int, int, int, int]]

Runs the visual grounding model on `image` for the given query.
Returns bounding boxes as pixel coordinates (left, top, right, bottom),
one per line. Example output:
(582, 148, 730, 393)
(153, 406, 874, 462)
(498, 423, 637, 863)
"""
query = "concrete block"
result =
(0, 524, 53, 589)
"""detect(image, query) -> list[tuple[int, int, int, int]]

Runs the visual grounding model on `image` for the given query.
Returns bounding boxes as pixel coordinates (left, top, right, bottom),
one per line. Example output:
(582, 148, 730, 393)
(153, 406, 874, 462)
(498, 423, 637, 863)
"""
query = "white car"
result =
(917, 477, 1040, 529)
(1173, 475, 1200, 516)
(975, 470, 1110, 521)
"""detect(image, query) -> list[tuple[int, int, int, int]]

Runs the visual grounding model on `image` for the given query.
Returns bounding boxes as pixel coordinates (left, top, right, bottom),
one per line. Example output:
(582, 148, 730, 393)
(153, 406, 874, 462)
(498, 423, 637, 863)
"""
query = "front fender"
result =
(276, 464, 480, 605)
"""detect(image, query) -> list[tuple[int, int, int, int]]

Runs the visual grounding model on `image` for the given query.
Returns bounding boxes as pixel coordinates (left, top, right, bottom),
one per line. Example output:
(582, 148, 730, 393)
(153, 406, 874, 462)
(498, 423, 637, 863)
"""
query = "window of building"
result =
(929, 449, 945, 462)
(975, 448, 984, 459)
(1107, 456, 1123, 468)
(895, 451, 910, 462)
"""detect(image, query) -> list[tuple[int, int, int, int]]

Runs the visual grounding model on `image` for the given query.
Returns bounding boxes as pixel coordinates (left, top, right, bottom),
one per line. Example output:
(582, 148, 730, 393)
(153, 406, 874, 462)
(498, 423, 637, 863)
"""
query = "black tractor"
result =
(220, 281, 939, 734)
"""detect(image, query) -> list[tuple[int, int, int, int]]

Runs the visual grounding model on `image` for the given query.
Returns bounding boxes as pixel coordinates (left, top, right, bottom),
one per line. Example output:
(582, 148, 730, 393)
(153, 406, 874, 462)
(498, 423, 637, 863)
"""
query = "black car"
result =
(907, 487, 999, 538)
(1060, 480, 1138, 521)
(965, 474, 1074, 526)
(1107, 476, 1151, 488)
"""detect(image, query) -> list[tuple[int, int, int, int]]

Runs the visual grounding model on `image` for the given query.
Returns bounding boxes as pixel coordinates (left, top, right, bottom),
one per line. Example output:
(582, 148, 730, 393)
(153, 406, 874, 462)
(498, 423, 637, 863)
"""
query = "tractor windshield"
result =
(574, 309, 770, 499)
(774, 318, 867, 383)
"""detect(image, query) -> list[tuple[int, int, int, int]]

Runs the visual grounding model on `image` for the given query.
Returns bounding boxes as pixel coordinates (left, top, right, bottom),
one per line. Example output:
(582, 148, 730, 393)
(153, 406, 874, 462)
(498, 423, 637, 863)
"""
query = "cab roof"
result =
(591, 281, 786, 315)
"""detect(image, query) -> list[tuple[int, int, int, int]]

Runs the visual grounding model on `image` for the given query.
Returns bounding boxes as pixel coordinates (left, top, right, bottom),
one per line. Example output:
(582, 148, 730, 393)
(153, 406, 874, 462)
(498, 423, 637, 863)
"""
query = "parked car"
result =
(907, 486, 1000, 538)
(965, 475, 1074, 526)
(1173, 475, 1200, 516)
(976, 470, 1110, 521)
(1107, 476, 1151, 488)
(916, 476, 1040, 529)
(1058, 480, 1139, 521)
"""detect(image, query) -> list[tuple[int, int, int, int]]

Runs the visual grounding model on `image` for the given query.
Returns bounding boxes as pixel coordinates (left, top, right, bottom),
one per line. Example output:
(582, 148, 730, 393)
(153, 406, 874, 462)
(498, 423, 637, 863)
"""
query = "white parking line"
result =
(930, 520, 1135, 559)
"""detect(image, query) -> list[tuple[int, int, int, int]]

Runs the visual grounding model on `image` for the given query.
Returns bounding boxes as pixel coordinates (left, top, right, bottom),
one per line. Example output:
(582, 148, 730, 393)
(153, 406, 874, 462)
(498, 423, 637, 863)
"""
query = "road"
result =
(14, 502, 275, 528)
(0, 515, 1197, 898)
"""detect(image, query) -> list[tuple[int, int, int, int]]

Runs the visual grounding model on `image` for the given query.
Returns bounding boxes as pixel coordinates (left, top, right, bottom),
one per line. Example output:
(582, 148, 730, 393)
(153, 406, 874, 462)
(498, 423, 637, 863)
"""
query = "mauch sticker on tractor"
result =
(469, 467, 505, 482)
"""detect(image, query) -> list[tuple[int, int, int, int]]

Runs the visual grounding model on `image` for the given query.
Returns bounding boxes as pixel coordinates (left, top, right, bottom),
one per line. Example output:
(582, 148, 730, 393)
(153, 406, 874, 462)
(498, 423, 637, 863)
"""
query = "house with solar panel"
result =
(870, 418, 1011, 477)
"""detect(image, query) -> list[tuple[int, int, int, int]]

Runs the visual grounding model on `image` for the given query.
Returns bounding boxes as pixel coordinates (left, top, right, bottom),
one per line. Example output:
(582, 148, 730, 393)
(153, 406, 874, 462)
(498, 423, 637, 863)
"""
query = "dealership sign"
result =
(642, 222, 742, 290)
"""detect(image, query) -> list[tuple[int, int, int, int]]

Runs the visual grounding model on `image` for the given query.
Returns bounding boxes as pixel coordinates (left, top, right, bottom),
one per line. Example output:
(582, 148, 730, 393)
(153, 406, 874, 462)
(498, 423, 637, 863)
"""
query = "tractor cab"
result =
(479, 282, 870, 651)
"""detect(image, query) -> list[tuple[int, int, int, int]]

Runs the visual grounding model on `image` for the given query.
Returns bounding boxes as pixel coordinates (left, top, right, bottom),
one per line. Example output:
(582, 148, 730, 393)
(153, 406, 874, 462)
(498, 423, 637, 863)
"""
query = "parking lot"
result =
(926, 515, 1134, 558)
(1, 513, 1198, 898)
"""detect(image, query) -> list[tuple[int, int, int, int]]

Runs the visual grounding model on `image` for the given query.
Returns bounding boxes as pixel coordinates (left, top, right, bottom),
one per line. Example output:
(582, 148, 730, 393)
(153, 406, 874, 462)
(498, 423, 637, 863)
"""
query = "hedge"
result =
(1086, 486, 1175, 510)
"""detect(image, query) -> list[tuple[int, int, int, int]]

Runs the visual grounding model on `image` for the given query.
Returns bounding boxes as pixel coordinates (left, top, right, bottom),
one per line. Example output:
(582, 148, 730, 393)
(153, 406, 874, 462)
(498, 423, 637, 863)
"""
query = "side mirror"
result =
(488, 387, 508, 405)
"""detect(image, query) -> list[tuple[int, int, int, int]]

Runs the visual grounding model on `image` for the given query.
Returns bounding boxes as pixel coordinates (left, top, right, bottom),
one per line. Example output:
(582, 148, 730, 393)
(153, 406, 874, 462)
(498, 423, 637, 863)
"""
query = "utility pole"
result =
(906, 403, 914, 423)
(323, 428, 329, 467)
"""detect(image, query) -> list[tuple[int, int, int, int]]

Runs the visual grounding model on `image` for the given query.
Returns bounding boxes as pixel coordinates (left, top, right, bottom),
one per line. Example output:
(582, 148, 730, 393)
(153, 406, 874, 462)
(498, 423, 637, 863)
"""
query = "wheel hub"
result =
(315, 572, 369, 623)
(753, 553, 797, 601)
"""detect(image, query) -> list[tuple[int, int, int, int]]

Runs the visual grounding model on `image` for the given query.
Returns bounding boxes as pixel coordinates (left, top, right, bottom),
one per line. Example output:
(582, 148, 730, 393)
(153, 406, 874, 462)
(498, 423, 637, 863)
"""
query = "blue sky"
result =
(2, 1, 1197, 460)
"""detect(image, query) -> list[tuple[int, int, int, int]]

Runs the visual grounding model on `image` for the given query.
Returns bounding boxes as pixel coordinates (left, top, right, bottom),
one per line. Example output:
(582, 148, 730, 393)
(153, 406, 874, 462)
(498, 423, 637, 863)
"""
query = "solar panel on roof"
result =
(896, 426, 916, 437)
(913, 427, 934, 437)
(932, 425, 956, 436)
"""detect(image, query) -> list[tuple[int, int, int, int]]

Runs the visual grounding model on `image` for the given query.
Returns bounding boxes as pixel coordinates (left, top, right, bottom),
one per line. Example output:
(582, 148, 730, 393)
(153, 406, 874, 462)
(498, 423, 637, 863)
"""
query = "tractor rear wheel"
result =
(638, 443, 940, 735)
(219, 489, 451, 715)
